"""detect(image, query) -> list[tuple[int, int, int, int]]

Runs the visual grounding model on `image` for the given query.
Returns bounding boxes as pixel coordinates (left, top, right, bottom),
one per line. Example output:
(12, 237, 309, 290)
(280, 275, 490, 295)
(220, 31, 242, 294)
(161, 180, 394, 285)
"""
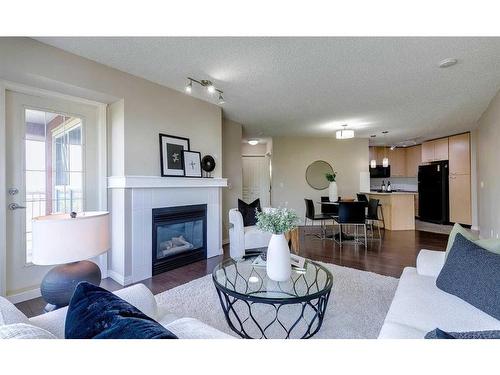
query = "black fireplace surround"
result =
(152, 204, 207, 276)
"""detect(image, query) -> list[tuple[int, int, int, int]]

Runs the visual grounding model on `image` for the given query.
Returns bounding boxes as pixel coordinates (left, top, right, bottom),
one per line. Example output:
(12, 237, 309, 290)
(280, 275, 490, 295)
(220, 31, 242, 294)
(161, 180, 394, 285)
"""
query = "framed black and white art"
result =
(182, 150, 202, 177)
(159, 134, 190, 177)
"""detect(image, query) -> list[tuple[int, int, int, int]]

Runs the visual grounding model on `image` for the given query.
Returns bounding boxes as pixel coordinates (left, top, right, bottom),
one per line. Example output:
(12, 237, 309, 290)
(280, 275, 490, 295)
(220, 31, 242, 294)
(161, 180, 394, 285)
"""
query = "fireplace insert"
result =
(152, 204, 207, 275)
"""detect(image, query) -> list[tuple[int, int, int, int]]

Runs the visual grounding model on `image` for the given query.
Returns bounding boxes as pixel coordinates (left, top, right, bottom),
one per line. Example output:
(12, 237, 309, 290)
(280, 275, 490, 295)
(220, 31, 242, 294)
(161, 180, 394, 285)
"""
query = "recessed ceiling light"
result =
(438, 58, 458, 68)
(248, 139, 259, 146)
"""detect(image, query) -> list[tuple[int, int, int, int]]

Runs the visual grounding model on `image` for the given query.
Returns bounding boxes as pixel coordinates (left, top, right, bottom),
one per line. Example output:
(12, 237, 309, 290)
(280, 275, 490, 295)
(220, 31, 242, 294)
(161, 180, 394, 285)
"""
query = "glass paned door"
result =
(24, 109, 85, 263)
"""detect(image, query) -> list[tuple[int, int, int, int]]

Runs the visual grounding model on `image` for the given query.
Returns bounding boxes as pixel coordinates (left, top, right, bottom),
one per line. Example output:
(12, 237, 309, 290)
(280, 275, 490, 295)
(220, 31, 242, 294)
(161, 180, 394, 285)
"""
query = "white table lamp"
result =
(32, 211, 110, 311)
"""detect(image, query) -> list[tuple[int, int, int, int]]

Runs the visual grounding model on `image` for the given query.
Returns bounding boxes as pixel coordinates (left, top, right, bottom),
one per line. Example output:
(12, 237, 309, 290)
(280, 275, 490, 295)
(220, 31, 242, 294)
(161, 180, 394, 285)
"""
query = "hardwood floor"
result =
(15, 226, 448, 318)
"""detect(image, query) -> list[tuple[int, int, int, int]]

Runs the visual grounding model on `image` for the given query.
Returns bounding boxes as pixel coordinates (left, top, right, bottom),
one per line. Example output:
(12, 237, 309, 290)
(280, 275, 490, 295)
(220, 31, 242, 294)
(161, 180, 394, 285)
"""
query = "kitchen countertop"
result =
(364, 191, 418, 196)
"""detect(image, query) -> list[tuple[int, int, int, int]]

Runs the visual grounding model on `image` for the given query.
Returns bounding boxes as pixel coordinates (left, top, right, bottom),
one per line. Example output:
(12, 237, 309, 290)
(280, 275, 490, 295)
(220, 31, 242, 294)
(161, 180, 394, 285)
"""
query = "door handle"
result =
(8, 203, 26, 210)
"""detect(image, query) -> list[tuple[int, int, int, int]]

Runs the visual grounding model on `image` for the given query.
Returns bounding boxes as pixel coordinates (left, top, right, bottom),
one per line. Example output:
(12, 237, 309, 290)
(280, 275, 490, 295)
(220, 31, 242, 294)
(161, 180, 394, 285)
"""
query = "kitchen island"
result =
(363, 191, 417, 231)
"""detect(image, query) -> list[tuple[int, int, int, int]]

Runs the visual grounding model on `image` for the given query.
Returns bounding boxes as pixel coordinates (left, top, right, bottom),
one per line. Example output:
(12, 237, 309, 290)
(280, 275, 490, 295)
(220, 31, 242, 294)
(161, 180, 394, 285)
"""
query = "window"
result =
(24, 109, 85, 263)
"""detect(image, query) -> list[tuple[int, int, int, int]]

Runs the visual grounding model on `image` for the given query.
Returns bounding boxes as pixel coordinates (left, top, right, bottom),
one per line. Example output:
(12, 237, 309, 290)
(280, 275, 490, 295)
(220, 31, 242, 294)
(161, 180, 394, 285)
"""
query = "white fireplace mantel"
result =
(106, 175, 227, 286)
(108, 175, 228, 189)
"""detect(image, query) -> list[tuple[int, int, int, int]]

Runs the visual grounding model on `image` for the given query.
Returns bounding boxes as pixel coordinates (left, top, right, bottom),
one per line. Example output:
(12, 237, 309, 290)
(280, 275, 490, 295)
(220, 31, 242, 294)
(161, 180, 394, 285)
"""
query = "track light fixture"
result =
(184, 77, 225, 105)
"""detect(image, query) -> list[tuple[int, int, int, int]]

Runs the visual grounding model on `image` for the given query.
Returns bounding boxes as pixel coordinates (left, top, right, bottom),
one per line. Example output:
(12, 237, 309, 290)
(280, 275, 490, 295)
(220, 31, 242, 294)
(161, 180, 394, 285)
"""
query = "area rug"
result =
(155, 262, 398, 339)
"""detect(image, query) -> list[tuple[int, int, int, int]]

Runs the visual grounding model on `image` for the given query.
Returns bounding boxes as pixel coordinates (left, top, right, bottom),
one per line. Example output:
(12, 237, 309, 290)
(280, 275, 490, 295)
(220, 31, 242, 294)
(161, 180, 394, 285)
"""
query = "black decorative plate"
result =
(201, 155, 216, 172)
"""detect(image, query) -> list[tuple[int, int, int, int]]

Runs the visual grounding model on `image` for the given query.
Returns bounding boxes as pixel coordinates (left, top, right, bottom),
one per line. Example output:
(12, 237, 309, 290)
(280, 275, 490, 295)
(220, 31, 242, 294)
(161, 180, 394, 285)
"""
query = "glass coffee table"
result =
(212, 253, 333, 339)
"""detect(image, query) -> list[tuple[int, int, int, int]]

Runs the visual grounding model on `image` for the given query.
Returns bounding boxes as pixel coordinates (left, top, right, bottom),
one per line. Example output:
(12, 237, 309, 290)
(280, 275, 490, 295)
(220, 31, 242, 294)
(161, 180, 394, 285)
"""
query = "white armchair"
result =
(229, 208, 272, 259)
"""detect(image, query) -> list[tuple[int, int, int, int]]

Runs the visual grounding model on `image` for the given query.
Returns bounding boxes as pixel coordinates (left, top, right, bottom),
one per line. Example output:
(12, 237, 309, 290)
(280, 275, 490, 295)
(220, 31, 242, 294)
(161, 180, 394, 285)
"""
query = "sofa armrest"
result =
(229, 208, 245, 258)
(29, 283, 158, 338)
(416, 250, 446, 277)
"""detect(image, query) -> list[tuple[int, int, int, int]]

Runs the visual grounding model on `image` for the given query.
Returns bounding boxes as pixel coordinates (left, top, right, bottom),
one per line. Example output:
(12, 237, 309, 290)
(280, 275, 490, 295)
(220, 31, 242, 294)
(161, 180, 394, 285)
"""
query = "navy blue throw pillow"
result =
(238, 198, 262, 227)
(436, 233, 500, 320)
(65, 282, 177, 339)
(425, 328, 500, 339)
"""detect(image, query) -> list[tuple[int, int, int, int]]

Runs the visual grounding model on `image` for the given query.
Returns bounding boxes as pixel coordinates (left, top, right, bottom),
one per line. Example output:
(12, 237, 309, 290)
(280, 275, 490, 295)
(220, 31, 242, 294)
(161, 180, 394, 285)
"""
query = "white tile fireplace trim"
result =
(107, 175, 227, 286)
(108, 175, 227, 189)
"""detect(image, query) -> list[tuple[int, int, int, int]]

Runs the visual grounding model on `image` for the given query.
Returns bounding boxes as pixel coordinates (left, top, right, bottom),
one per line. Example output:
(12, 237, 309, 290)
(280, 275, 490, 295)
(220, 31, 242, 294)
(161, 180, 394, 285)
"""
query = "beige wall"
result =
(0, 38, 222, 178)
(0, 38, 223, 297)
(222, 119, 243, 241)
(477, 89, 500, 238)
(271, 136, 369, 220)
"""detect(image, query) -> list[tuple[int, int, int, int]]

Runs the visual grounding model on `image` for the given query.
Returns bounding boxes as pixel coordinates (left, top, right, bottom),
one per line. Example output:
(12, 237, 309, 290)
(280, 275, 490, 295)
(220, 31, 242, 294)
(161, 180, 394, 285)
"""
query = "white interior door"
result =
(242, 156, 271, 207)
(5, 90, 103, 299)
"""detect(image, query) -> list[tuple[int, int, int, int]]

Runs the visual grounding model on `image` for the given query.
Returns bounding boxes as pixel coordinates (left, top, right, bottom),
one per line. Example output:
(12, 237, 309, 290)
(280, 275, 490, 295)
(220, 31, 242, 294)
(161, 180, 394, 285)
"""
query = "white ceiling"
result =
(36, 37, 500, 145)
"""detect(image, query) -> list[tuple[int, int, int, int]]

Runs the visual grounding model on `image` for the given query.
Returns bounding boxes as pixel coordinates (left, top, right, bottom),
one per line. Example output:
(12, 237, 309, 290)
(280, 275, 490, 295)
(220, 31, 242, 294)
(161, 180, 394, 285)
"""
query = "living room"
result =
(1, 1, 499, 373)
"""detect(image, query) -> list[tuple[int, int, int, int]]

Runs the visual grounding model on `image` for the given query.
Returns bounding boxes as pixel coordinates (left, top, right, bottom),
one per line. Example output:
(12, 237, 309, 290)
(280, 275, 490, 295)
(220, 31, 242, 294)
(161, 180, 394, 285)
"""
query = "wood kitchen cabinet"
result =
(449, 174, 472, 225)
(421, 138, 449, 163)
(448, 132, 471, 225)
(449, 133, 471, 175)
(405, 144, 422, 177)
(389, 147, 406, 176)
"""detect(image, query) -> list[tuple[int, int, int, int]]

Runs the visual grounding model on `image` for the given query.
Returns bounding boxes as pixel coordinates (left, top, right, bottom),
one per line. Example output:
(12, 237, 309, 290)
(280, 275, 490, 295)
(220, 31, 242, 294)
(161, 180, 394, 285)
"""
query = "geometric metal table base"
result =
(215, 287, 331, 339)
(212, 255, 333, 339)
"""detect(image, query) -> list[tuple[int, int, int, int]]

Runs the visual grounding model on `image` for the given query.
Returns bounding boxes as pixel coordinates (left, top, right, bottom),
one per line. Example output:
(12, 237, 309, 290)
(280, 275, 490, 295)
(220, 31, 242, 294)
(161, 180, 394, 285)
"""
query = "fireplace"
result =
(152, 204, 207, 275)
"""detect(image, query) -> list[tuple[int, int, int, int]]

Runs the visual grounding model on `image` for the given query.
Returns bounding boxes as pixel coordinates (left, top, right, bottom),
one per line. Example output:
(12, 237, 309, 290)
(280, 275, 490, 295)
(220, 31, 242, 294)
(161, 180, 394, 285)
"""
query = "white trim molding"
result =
(108, 175, 228, 189)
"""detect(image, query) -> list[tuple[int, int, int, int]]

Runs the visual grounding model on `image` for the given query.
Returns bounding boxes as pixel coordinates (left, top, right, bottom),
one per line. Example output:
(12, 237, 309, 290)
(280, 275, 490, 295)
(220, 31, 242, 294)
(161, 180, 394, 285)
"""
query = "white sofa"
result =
(229, 207, 272, 258)
(0, 283, 232, 339)
(378, 250, 500, 338)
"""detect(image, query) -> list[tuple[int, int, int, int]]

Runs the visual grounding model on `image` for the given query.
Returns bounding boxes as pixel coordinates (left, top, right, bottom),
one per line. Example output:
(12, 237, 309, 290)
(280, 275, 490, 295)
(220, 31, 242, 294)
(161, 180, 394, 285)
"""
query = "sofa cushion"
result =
(425, 328, 500, 339)
(437, 234, 500, 320)
(0, 296, 30, 326)
(238, 198, 262, 227)
(162, 317, 234, 339)
(0, 323, 57, 339)
(445, 223, 477, 257)
(65, 282, 177, 339)
(381, 267, 500, 336)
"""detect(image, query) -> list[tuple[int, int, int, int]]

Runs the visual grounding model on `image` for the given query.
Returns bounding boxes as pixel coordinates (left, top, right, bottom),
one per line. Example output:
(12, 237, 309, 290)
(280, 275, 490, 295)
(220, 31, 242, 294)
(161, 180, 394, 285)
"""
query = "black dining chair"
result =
(366, 198, 384, 239)
(356, 193, 369, 205)
(321, 196, 338, 217)
(333, 201, 367, 248)
(304, 199, 332, 239)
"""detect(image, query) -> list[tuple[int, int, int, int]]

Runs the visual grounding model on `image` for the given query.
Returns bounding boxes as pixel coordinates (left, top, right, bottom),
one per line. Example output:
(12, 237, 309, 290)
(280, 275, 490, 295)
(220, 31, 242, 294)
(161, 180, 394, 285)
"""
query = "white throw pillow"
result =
(0, 323, 57, 339)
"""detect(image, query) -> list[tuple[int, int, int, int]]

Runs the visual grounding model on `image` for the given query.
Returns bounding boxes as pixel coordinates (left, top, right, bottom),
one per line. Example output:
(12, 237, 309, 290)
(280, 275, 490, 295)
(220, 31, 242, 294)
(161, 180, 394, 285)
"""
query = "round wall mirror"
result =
(305, 160, 333, 190)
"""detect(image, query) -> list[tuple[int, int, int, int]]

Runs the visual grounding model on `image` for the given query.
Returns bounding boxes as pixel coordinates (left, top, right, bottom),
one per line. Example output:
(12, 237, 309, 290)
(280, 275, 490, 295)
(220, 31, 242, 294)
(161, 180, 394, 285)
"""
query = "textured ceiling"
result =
(36, 37, 500, 145)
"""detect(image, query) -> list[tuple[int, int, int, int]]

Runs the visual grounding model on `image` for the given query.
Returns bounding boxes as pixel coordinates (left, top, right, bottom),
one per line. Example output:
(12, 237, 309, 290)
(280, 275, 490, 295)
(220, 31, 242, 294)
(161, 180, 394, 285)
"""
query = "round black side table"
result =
(212, 254, 333, 339)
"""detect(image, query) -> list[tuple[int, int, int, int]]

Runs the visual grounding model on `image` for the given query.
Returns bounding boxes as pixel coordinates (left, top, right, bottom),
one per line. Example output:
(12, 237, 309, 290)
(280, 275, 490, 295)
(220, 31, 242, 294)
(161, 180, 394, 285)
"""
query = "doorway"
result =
(242, 156, 271, 207)
(4, 90, 105, 299)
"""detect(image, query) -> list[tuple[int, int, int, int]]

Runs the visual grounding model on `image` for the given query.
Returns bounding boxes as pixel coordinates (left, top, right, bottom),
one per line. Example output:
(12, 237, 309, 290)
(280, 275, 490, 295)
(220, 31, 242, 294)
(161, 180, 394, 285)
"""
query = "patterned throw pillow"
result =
(0, 323, 57, 339)
(65, 282, 177, 339)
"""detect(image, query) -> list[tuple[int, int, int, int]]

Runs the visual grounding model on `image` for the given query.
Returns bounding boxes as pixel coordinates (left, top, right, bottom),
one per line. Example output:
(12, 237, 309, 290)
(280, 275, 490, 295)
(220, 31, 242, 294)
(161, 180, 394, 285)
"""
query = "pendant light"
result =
(382, 131, 389, 167)
(370, 159, 377, 169)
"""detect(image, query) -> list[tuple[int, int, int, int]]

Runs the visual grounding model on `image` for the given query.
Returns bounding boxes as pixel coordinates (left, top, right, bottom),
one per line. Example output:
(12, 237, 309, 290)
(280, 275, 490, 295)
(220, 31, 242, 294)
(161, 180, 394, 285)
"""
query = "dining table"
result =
(315, 199, 356, 241)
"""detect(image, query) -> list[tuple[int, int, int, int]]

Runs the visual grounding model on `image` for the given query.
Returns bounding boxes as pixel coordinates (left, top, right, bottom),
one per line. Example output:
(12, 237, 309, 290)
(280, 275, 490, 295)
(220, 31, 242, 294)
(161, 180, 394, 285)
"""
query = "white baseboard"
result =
(5, 272, 112, 304)
(107, 270, 133, 286)
(6, 287, 41, 304)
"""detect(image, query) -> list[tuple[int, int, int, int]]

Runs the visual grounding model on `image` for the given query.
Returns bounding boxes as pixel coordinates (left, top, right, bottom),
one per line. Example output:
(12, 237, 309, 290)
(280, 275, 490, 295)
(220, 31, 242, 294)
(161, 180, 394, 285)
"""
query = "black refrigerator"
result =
(418, 161, 449, 224)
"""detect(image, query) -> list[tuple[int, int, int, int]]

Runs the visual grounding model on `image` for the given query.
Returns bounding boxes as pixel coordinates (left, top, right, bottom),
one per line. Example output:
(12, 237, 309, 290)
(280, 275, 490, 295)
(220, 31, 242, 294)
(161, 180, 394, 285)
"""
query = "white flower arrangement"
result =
(255, 208, 300, 235)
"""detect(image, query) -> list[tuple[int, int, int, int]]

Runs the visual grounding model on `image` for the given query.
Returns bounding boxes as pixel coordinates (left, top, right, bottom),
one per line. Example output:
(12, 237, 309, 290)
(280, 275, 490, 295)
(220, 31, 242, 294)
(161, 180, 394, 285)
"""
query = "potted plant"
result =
(326, 172, 338, 202)
(256, 208, 300, 281)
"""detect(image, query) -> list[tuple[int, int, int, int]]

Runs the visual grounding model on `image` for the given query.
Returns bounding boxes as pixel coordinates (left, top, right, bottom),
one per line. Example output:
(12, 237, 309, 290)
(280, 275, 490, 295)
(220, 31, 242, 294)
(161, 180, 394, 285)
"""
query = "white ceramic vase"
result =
(328, 181, 338, 202)
(266, 233, 291, 282)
